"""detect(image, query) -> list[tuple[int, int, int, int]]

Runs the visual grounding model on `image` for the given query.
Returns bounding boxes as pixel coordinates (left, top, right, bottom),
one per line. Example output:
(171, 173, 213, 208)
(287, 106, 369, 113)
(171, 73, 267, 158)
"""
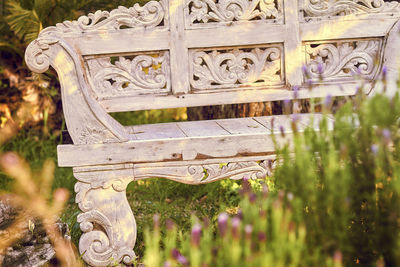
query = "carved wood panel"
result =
(304, 38, 383, 82)
(184, 0, 284, 28)
(189, 45, 284, 91)
(301, 0, 400, 21)
(85, 52, 171, 99)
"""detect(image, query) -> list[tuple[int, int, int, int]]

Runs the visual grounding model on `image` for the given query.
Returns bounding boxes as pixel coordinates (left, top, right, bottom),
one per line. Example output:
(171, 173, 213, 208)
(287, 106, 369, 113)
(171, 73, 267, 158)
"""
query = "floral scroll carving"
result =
(302, 0, 400, 19)
(304, 39, 382, 82)
(134, 160, 275, 184)
(86, 52, 171, 98)
(185, 0, 283, 27)
(74, 172, 136, 267)
(190, 160, 275, 183)
(190, 46, 283, 90)
(53, 0, 167, 33)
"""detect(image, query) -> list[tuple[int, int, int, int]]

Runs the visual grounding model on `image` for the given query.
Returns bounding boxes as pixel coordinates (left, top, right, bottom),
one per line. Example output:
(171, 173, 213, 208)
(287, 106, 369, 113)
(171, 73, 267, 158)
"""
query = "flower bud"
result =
(218, 213, 228, 237)
(279, 125, 285, 137)
(258, 231, 266, 242)
(231, 216, 241, 240)
(53, 188, 69, 203)
(317, 62, 324, 75)
(244, 224, 253, 240)
(191, 223, 202, 247)
(293, 85, 300, 99)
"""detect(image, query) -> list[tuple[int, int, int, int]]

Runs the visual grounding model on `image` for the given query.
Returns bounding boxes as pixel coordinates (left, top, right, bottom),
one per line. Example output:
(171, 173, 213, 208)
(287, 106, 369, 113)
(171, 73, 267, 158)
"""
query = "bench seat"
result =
(58, 113, 334, 167)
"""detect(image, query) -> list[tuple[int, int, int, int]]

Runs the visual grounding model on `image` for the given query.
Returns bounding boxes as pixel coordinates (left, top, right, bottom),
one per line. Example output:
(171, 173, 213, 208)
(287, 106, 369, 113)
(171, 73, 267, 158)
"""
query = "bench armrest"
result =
(25, 28, 129, 144)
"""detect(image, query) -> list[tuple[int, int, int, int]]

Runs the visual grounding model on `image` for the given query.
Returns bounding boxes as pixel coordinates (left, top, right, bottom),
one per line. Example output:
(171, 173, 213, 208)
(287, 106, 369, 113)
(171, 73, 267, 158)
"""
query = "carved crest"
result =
(304, 39, 382, 82)
(190, 46, 283, 90)
(49, 0, 168, 34)
(302, 0, 400, 19)
(185, 0, 283, 27)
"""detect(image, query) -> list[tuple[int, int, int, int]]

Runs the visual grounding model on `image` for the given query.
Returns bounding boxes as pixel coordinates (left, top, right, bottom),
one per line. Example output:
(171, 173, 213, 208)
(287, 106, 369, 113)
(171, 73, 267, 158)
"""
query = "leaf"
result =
(5, 0, 42, 44)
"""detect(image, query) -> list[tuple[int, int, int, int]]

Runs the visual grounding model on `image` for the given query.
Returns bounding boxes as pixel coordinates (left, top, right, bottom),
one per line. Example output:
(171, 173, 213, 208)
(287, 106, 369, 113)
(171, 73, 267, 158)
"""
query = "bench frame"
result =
(25, 0, 400, 266)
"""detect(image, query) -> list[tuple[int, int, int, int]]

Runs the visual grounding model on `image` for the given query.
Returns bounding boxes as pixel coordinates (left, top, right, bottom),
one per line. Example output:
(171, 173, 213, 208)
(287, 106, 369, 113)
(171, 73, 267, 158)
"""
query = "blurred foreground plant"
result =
(142, 179, 342, 267)
(0, 106, 80, 266)
(273, 84, 400, 265)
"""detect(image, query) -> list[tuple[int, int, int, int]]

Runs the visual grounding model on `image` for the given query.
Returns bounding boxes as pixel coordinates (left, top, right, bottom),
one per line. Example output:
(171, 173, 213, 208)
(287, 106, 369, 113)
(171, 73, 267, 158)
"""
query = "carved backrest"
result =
(25, 0, 400, 145)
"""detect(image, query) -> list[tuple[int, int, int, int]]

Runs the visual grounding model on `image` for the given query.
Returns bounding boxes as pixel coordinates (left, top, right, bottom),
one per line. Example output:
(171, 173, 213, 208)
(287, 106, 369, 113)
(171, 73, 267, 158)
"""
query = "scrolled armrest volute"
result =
(25, 30, 129, 145)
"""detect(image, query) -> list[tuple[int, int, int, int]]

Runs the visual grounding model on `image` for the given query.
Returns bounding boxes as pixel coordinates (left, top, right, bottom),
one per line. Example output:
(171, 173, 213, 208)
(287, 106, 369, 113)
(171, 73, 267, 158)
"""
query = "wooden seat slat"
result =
(176, 120, 230, 137)
(130, 122, 186, 140)
(216, 118, 269, 134)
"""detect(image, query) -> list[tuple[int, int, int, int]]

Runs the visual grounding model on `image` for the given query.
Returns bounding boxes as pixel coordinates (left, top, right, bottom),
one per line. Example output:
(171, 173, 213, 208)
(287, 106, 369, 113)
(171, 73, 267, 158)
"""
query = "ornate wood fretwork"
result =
(302, 0, 400, 19)
(74, 171, 136, 267)
(53, 0, 168, 33)
(185, 0, 283, 27)
(189, 46, 283, 90)
(86, 53, 171, 99)
(134, 160, 275, 184)
(304, 39, 382, 82)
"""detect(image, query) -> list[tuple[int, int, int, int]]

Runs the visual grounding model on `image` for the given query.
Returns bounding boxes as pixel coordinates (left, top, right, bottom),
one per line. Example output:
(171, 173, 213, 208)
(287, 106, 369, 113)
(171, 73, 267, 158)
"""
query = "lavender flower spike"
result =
(244, 224, 253, 240)
(324, 94, 332, 107)
(317, 62, 324, 75)
(218, 212, 229, 237)
(293, 85, 300, 99)
(191, 223, 202, 247)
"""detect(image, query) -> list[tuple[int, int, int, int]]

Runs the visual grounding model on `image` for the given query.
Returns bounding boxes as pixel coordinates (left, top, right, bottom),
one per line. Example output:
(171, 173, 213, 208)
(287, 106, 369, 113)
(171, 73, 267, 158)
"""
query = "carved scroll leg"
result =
(75, 178, 136, 267)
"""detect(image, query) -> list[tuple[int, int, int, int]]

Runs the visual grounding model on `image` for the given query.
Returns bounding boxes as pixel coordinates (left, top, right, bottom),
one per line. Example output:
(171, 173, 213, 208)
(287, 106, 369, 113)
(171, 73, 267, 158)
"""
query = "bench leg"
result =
(74, 177, 136, 266)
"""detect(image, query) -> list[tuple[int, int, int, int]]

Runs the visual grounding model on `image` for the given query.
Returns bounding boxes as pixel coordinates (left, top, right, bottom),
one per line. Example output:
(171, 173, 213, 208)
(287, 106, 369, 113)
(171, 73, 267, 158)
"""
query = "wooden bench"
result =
(25, 0, 400, 266)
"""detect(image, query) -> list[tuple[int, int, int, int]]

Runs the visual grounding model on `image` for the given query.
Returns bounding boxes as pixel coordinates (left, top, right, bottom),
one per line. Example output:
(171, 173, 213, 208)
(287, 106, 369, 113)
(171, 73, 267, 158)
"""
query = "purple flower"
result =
(333, 251, 343, 263)
(382, 66, 387, 78)
(191, 223, 202, 247)
(317, 63, 324, 74)
(241, 177, 251, 195)
(164, 261, 172, 267)
(166, 219, 175, 231)
(324, 94, 332, 107)
(279, 125, 285, 137)
(218, 212, 229, 237)
(306, 79, 313, 88)
(371, 144, 379, 155)
(177, 255, 189, 265)
(382, 128, 391, 142)
(244, 224, 253, 240)
(293, 85, 300, 99)
(258, 231, 267, 242)
(287, 192, 294, 201)
(171, 249, 189, 266)
(171, 248, 180, 259)
(231, 216, 241, 240)
(249, 193, 257, 203)
(291, 113, 300, 123)
(355, 85, 361, 95)
(237, 209, 243, 220)
(302, 65, 310, 78)
(283, 99, 291, 114)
